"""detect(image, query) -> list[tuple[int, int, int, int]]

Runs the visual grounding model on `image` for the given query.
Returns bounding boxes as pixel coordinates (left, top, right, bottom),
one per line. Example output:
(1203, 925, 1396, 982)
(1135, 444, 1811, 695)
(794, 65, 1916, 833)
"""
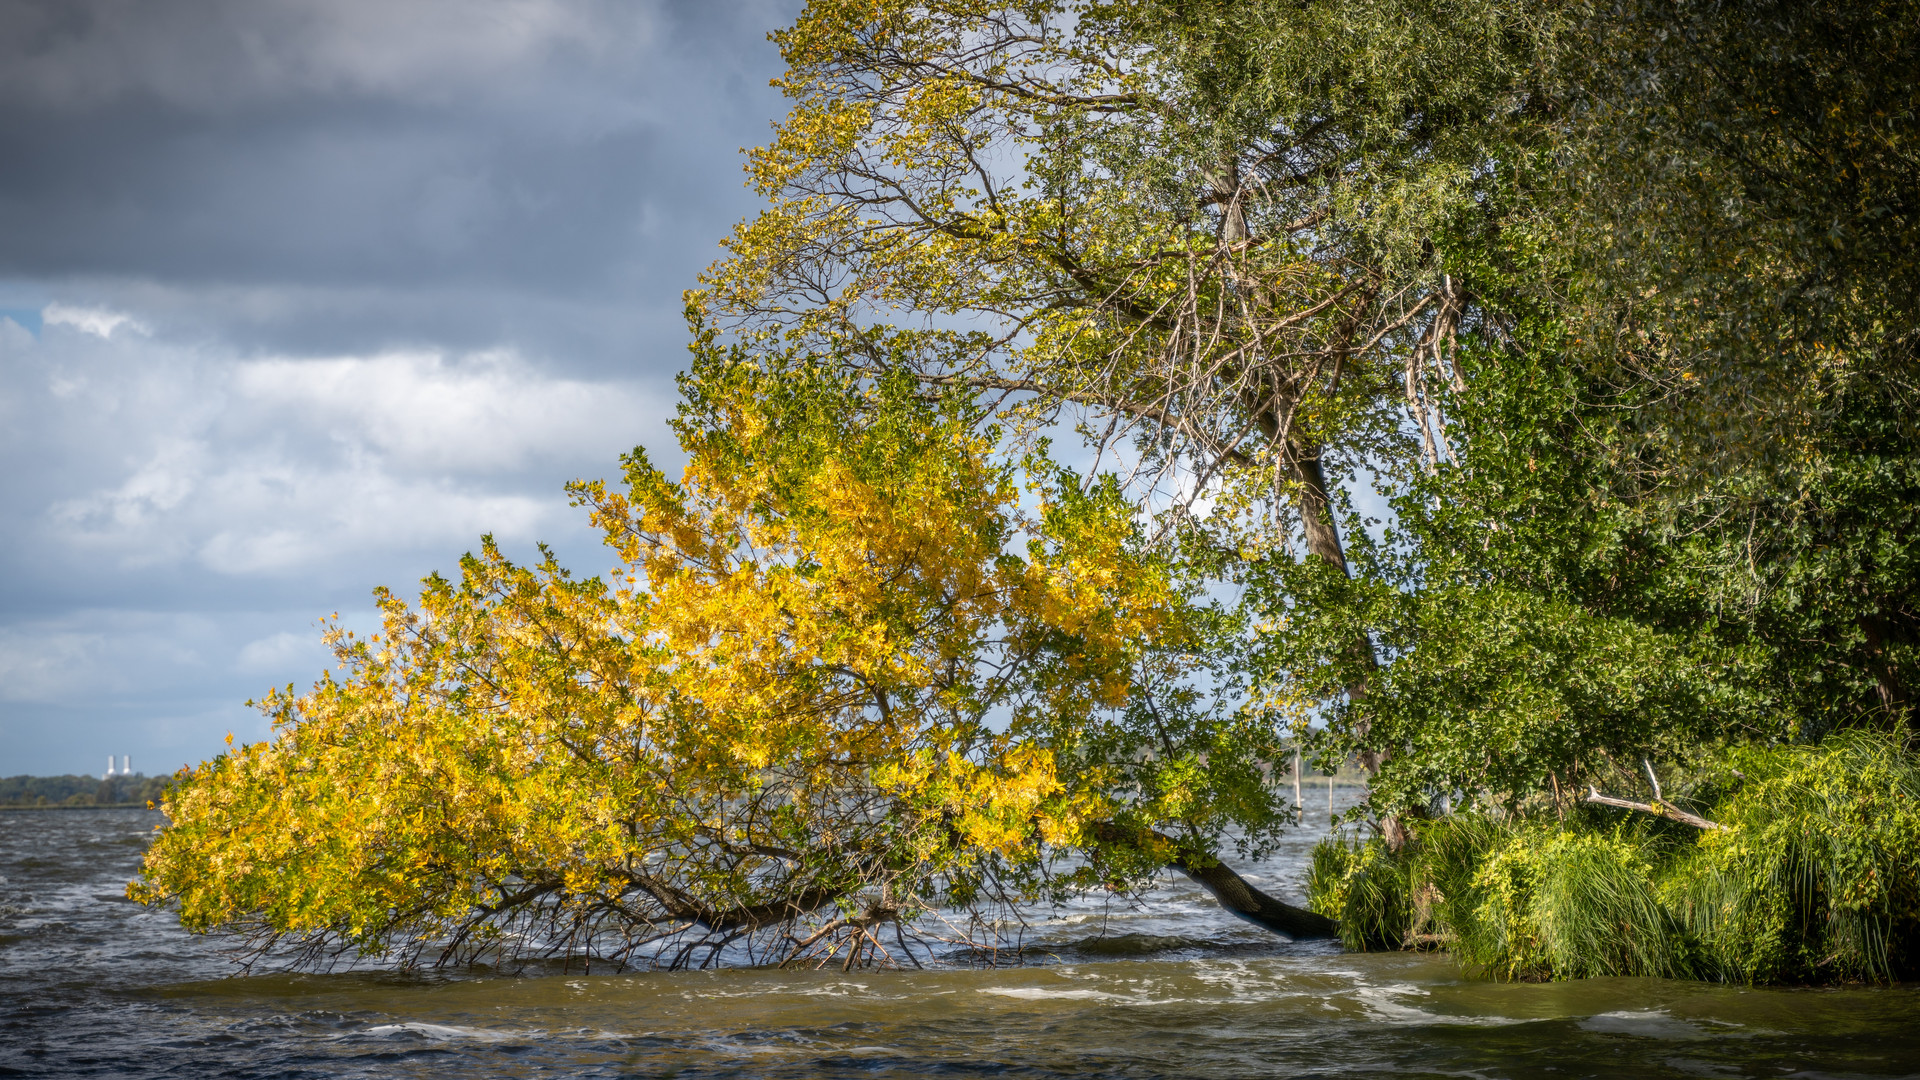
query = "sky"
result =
(0, 0, 801, 776)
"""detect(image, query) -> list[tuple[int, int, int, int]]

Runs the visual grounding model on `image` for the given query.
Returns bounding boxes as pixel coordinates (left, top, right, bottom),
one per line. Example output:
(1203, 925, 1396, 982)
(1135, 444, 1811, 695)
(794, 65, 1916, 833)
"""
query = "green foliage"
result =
(1462, 827, 1684, 981)
(1307, 734, 1920, 984)
(1247, 339, 1768, 812)
(1309, 814, 1498, 953)
(1250, 303, 1918, 813)
(1549, 0, 1920, 477)
(1307, 831, 1408, 951)
(1672, 734, 1920, 983)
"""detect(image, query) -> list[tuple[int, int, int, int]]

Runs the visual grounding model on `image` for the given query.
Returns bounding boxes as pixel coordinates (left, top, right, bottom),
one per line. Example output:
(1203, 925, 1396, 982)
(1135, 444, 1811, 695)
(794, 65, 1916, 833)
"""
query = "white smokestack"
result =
(122, 755, 131, 775)
(105, 755, 115, 779)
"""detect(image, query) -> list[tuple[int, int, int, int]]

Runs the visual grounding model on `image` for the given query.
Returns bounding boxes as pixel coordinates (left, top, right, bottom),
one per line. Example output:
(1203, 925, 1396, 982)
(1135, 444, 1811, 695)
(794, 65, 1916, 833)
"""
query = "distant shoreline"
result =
(0, 802, 158, 812)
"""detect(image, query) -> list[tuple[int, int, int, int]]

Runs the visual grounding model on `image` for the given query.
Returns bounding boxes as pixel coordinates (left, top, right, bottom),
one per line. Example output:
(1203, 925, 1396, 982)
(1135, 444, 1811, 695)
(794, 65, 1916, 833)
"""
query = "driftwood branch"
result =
(1583, 787, 1723, 830)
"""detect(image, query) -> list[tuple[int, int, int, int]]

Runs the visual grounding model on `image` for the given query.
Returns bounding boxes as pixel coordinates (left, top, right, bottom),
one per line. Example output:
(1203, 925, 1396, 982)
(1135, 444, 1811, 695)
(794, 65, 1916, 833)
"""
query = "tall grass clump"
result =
(1458, 825, 1688, 979)
(1308, 832, 1411, 950)
(1308, 814, 1502, 953)
(1668, 733, 1920, 983)
(1307, 732, 1920, 984)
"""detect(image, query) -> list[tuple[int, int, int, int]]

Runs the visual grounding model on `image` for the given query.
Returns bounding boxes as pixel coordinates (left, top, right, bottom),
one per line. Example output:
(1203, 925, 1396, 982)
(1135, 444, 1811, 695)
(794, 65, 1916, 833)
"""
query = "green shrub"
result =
(1308, 814, 1502, 952)
(1668, 733, 1920, 983)
(1458, 826, 1685, 980)
(1308, 831, 1411, 950)
(1310, 732, 1920, 984)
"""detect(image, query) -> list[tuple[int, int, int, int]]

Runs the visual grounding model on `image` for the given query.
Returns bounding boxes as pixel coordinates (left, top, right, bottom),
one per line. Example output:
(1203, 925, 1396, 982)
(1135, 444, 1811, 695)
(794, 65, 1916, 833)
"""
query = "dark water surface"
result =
(4, 802, 1917, 1078)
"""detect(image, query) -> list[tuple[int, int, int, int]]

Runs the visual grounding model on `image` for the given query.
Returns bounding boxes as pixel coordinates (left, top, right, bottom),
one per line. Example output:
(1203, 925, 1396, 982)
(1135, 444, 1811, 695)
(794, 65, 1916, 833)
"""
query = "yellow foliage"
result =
(133, 356, 1195, 969)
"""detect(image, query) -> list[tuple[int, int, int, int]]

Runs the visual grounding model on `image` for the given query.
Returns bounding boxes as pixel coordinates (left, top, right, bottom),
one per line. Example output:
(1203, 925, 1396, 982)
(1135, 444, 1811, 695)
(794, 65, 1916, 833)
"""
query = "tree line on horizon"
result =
(133, 0, 1918, 982)
(2, 774, 171, 808)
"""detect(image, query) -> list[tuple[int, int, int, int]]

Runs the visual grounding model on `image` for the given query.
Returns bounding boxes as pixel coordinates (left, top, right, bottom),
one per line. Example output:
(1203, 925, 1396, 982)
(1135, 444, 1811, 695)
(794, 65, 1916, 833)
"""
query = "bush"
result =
(1458, 826, 1685, 980)
(1309, 831, 1410, 950)
(1306, 733, 1920, 983)
(1309, 814, 1502, 953)
(1669, 734, 1920, 983)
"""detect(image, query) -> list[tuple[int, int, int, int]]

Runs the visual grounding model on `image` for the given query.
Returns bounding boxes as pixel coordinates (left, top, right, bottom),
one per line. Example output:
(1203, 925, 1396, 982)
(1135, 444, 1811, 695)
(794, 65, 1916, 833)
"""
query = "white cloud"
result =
(16, 321, 662, 577)
(52, 437, 203, 530)
(236, 630, 327, 674)
(192, 470, 553, 574)
(0, 614, 204, 704)
(43, 302, 149, 339)
(0, 0, 788, 775)
(0, 626, 110, 703)
(233, 349, 652, 472)
(0, 607, 370, 774)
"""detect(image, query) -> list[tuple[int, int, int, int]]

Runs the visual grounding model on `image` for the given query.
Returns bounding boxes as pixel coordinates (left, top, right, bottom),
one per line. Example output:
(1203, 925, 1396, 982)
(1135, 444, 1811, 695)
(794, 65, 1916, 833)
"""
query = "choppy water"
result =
(4, 799, 1918, 1079)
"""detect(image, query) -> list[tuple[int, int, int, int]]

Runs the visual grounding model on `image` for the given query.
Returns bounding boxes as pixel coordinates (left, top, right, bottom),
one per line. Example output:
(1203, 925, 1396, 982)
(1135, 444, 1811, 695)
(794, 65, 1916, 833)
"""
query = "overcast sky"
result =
(0, 0, 800, 776)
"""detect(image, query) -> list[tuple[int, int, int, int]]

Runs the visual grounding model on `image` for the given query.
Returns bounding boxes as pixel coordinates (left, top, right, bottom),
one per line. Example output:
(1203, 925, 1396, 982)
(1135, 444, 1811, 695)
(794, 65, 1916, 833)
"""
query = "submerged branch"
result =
(1090, 823, 1339, 940)
(628, 872, 847, 931)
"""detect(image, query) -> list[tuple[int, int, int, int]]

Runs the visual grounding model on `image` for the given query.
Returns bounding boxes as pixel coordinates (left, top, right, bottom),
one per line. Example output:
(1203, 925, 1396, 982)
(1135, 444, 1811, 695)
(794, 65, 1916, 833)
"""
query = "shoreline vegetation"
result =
(1, 774, 169, 810)
(124, 0, 1915, 988)
(1308, 734, 1920, 983)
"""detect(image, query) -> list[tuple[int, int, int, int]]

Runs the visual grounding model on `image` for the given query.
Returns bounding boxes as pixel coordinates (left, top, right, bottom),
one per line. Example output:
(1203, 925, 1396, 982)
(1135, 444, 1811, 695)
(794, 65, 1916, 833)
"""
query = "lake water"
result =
(4, 799, 1918, 1078)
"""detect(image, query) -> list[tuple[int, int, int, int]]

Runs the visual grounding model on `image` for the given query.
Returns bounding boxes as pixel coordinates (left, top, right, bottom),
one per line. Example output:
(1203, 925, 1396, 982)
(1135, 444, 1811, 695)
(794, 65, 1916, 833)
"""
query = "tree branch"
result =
(1089, 822, 1338, 940)
(1583, 787, 1722, 830)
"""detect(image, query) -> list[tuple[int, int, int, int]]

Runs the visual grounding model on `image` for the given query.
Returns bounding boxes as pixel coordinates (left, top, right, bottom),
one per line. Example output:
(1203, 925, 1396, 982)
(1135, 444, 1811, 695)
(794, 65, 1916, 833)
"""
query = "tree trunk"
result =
(1283, 439, 1408, 849)
(1091, 823, 1338, 940)
(1859, 615, 1909, 720)
(1285, 441, 1349, 574)
(1173, 850, 1341, 940)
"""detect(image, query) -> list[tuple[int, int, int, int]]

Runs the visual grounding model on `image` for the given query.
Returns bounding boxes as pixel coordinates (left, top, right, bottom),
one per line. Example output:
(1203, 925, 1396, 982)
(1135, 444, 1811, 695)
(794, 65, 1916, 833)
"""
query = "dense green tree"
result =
(1233, 0, 1920, 814)
(1550, 0, 1919, 474)
(1247, 313, 1919, 815)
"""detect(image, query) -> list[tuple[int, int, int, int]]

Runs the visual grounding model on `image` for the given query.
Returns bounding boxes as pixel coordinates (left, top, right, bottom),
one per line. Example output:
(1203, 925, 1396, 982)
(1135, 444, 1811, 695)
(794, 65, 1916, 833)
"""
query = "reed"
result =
(1456, 825, 1686, 980)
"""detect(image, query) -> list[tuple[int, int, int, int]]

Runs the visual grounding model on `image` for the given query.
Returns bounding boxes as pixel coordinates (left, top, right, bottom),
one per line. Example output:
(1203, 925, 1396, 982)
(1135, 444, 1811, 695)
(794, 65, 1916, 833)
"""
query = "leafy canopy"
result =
(135, 339, 1298, 970)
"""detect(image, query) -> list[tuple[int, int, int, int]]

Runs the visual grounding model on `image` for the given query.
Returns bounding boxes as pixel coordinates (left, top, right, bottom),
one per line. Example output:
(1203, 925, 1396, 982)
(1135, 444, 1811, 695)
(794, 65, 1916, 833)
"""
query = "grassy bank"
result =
(1307, 733, 1920, 984)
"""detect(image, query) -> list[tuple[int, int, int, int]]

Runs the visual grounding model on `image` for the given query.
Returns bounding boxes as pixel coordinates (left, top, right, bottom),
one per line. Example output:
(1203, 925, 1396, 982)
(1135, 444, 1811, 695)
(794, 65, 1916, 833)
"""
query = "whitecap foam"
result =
(980, 986, 1123, 1001)
(1353, 985, 1528, 1027)
(363, 1022, 527, 1041)
(1578, 1010, 1717, 1040)
(795, 981, 870, 997)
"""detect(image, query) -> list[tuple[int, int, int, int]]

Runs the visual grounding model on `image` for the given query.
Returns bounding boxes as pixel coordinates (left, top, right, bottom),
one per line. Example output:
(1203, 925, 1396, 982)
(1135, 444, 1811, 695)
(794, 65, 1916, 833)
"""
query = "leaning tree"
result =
(135, 354, 1328, 971)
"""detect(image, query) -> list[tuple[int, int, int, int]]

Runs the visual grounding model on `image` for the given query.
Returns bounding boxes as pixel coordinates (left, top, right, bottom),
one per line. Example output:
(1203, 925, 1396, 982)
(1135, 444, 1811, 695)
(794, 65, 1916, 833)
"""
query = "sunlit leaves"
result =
(134, 339, 1294, 968)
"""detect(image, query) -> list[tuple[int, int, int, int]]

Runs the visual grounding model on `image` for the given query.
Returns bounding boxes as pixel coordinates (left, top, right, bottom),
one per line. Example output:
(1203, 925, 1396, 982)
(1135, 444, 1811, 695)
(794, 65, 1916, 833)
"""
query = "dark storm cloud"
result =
(0, 0, 793, 366)
(0, 0, 801, 774)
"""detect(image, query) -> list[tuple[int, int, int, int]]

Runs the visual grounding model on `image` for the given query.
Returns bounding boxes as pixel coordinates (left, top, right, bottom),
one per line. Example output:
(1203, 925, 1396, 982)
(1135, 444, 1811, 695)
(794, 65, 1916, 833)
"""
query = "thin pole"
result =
(1293, 747, 1302, 810)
